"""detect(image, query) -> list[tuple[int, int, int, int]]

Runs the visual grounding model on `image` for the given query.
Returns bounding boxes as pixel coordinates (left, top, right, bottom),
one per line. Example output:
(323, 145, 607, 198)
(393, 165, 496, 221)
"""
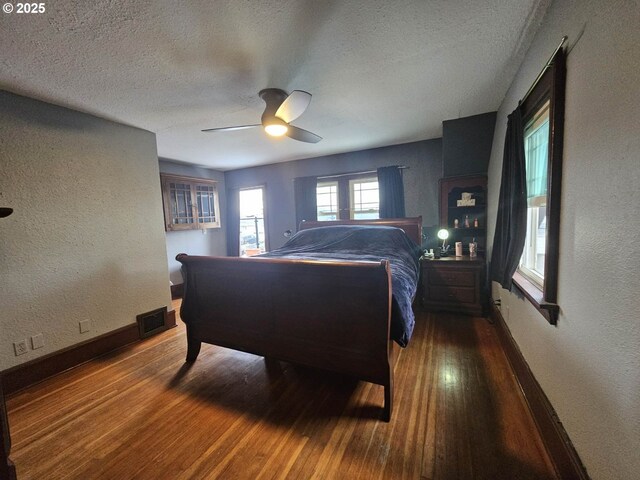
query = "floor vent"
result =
(137, 307, 168, 339)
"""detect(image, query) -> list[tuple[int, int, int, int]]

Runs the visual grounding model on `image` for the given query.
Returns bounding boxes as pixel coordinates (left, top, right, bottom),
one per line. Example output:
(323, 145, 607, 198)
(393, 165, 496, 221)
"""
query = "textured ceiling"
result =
(0, 0, 549, 170)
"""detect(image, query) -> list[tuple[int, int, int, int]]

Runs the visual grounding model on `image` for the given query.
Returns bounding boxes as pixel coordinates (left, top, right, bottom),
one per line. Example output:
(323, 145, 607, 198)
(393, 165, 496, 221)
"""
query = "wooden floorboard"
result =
(6, 299, 558, 479)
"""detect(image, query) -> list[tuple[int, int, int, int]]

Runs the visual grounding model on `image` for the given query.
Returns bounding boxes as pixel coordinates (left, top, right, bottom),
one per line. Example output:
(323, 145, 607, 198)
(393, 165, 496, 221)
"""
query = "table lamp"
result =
(437, 228, 450, 256)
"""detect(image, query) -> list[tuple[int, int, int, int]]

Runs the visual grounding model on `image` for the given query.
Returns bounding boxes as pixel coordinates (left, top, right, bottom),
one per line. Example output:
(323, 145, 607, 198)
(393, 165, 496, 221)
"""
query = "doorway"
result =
(239, 186, 267, 256)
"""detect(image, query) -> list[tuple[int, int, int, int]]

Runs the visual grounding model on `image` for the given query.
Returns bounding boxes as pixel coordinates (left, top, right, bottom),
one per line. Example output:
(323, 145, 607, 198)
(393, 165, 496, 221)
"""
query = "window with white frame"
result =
(349, 178, 380, 219)
(315, 174, 380, 221)
(316, 181, 339, 221)
(519, 101, 550, 287)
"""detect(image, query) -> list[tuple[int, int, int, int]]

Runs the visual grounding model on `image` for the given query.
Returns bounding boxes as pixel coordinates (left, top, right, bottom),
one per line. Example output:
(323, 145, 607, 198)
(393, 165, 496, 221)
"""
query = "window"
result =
(519, 101, 550, 287)
(239, 187, 267, 256)
(349, 178, 380, 219)
(316, 181, 339, 221)
(316, 174, 379, 221)
(512, 47, 565, 324)
(160, 174, 220, 231)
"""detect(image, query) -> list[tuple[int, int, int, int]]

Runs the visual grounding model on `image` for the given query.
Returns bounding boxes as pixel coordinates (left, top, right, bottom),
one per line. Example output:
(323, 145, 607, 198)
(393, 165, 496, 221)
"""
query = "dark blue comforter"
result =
(260, 225, 422, 347)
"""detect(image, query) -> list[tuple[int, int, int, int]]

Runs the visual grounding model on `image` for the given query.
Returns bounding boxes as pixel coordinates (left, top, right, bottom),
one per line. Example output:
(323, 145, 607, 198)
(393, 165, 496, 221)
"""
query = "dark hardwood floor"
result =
(6, 299, 557, 479)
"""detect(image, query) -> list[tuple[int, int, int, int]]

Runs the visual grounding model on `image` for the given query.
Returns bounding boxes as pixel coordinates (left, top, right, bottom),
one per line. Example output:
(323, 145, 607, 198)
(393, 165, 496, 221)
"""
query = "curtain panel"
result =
(377, 166, 406, 218)
(293, 176, 318, 229)
(490, 107, 528, 290)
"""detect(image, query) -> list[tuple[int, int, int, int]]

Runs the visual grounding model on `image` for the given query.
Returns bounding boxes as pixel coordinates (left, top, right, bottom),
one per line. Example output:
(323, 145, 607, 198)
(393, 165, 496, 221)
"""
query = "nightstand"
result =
(420, 256, 485, 316)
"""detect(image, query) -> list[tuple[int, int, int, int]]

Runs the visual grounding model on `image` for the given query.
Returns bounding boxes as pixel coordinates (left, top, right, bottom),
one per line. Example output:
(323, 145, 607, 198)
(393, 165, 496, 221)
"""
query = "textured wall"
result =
(224, 139, 443, 251)
(442, 112, 497, 177)
(158, 160, 227, 284)
(486, 1, 640, 478)
(0, 91, 172, 371)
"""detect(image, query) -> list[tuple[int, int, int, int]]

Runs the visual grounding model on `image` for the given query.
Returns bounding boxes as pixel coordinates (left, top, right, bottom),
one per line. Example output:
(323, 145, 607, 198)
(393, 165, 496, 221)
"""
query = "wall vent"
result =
(137, 306, 168, 339)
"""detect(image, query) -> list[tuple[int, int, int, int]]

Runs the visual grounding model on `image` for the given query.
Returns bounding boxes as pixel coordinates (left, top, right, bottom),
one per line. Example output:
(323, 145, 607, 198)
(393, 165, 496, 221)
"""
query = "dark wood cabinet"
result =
(160, 174, 221, 232)
(439, 175, 487, 256)
(421, 256, 485, 316)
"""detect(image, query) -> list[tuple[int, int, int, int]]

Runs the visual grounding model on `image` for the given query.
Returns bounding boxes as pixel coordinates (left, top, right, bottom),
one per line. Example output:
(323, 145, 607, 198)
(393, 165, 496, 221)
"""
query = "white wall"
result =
(0, 91, 172, 371)
(486, 1, 640, 478)
(159, 160, 227, 285)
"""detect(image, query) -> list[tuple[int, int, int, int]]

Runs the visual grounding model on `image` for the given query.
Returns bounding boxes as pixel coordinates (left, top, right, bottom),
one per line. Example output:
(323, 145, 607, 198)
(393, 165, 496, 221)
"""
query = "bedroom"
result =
(1, 1, 638, 479)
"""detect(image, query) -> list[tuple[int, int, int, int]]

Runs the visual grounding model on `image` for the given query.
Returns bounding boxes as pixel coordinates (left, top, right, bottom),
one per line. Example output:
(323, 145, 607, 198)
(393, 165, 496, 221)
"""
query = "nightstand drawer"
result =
(427, 286, 476, 304)
(427, 268, 475, 287)
(420, 257, 485, 316)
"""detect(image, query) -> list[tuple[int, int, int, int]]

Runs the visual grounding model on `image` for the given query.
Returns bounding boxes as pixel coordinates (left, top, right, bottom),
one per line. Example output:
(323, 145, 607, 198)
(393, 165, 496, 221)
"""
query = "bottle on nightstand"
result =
(469, 237, 478, 258)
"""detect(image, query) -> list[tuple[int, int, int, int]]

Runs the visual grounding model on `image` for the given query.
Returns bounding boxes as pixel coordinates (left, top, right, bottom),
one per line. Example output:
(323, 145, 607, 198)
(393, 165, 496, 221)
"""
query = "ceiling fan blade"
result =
(201, 124, 260, 133)
(275, 90, 312, 123)
(286, 125, 322, 143)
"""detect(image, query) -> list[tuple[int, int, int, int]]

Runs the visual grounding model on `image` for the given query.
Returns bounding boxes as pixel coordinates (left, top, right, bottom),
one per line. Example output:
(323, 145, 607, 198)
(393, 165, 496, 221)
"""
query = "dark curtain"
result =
(226, 188, 240, 256)
(377, 166, 406, 218)
(293, 176, 317, 230)
(490, 107, 528, 290)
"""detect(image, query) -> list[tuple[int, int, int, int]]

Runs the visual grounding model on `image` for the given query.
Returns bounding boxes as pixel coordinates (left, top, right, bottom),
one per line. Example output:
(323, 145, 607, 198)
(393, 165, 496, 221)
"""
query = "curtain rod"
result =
(316, 166, 409, 181)
(520, 36, 567, 104)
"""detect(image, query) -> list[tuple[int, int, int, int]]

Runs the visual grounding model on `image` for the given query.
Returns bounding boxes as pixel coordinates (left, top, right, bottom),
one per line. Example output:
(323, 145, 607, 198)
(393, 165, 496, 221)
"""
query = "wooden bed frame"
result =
(176, 217, 422, 421)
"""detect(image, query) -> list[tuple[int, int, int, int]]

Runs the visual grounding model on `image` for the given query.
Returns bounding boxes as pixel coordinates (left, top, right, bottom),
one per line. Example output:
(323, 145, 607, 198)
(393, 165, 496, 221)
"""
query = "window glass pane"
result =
(350, 178, 379, 219)
(316, 182, 339, 221)
(535, 206, 547, 275)
(170, 183, 194, 224)
(196, 185, 216, 223)
(519, 102, 550, 286)
(239, 188, 266, 255)
(525, 101, 550, 200)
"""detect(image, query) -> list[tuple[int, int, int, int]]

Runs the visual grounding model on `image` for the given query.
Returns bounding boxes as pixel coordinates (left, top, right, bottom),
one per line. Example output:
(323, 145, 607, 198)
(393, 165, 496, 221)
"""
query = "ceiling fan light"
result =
(264, 123, 288, 137)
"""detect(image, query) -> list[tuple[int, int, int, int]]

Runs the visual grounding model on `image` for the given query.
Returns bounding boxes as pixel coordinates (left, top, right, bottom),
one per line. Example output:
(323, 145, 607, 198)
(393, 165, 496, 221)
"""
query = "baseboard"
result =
(0, 378, 17, 480)
(489, 303, 590, 480)
(2, 309, 176, 396)
(170, 283, 184, 298)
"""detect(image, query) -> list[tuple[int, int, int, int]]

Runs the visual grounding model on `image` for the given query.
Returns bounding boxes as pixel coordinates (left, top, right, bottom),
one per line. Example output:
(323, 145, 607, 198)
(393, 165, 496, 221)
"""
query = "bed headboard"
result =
(299, 217, 423, 246)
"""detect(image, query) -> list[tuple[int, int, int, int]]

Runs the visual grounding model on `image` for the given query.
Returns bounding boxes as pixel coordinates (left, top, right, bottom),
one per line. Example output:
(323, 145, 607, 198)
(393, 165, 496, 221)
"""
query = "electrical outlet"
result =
(79, 319, 91, 333)
(31, 333, 44, 350)
(13, 340, 28, 356)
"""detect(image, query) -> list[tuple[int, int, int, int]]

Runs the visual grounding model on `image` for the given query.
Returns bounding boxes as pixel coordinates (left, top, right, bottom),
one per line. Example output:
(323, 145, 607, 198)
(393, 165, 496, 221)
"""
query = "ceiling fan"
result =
(202, 88, 322, 143)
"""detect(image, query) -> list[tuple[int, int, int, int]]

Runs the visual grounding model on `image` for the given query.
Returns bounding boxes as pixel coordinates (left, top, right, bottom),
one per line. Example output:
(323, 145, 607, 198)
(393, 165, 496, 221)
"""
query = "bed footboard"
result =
(176, 254, 394, 420)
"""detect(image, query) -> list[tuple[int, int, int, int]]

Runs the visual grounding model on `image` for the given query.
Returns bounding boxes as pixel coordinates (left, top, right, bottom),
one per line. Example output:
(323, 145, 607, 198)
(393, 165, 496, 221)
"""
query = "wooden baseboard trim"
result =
(2, 309, 176, 396)
(0, 378, 17, 480)
(489, 303, 590, 480)
(166, 308, 177, 328)
(170, 283, 184, 298)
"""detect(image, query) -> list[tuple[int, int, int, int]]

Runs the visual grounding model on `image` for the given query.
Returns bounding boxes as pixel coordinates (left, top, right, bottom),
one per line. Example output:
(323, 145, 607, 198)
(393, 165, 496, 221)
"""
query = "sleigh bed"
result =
(176, 216, 422, 421)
